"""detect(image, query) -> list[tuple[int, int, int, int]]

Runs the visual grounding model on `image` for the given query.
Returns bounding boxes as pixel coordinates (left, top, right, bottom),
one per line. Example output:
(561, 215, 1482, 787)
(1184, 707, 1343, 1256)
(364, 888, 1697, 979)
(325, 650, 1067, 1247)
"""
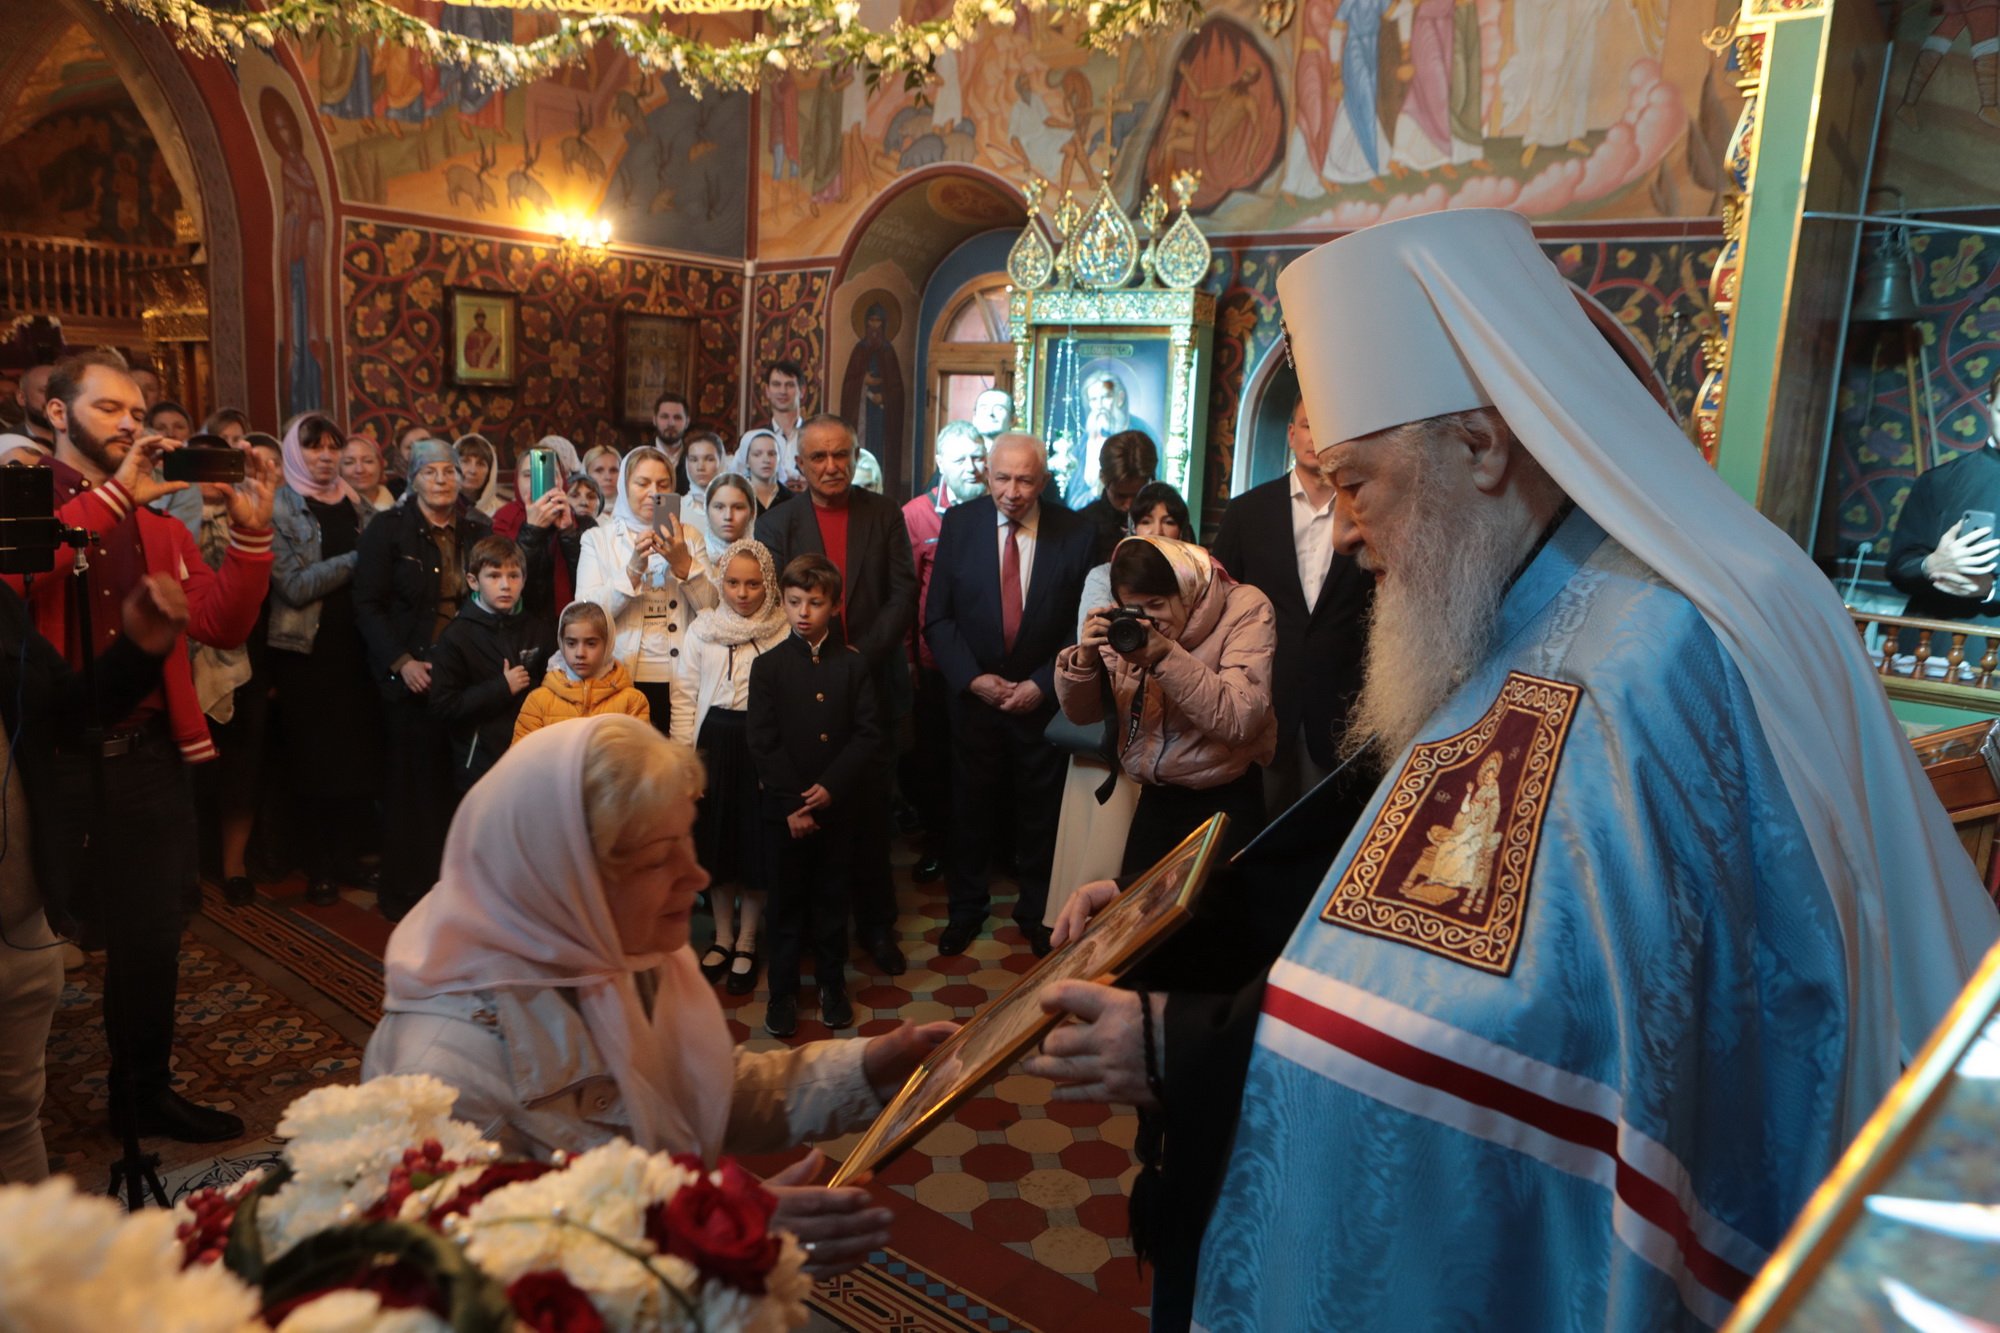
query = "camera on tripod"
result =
(0, 465, 90, 575)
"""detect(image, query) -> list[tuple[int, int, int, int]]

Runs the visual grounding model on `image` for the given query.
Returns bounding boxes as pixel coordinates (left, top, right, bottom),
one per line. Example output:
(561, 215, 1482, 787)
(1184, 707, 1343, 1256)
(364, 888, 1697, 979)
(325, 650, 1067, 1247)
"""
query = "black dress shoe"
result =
(864, 932, 907, 976)
(765, 995, 798, 1038)
(222, 876, 255, 907)
(699, 945, 731, 984)
(118, 1089, 244, 1144)
(1022, 923, 1053, 958)
(306, 879, 339, 908)
(938, 919, 980, 955)
(911, 857, 944, 884)
(725, 949, 760, 996)
(819, 985, 854, 1029)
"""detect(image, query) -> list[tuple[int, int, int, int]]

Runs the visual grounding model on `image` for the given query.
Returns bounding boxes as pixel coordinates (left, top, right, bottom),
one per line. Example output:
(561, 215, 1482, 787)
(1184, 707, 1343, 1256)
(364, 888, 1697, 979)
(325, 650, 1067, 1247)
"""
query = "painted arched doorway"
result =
(827, 167, 1025, 494)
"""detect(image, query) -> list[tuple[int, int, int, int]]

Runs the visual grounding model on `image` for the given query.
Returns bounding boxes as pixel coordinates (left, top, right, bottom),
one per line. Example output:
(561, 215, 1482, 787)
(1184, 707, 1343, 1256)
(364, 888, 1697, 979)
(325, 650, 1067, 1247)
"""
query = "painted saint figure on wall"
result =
(261, 88, 327, 416)
(840, 302, 906, 477)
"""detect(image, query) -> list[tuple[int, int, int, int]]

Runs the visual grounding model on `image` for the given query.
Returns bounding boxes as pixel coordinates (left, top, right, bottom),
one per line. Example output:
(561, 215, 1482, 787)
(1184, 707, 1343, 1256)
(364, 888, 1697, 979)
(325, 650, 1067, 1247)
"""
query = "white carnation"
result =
(463, 1142, 705, 1331)
(0, 1179, 260, 1333)
(260, 1075, 495, 1259)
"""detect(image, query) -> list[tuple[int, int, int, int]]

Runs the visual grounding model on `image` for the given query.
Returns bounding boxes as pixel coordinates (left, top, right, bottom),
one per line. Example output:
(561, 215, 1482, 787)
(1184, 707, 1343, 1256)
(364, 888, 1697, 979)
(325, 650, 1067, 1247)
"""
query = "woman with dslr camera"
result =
(1055, 534, 1276, 874)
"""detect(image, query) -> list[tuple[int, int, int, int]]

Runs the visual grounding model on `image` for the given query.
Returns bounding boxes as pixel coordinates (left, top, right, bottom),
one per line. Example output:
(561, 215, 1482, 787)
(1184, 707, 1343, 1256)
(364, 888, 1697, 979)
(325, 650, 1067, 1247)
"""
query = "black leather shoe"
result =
(819, 985, 854, 1029)
(306, 879, 339, 908)
(938, 919, 980, 955)
(222, 876, 255, 907)
(766, 995, 798, 1038)
(699, 945, 731, 984)
(724, 949, 760, 996)
(864, 932, 907, 976)
(911, 857, 944, 884)
(118, 1089, 244, 1144)
(1022, 923, 1053, 958)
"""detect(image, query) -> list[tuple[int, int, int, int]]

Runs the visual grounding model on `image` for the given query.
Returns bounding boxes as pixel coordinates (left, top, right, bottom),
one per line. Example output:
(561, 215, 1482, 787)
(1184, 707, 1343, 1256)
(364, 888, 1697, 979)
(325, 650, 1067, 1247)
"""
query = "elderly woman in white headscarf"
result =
(364, 714, 952, 1275)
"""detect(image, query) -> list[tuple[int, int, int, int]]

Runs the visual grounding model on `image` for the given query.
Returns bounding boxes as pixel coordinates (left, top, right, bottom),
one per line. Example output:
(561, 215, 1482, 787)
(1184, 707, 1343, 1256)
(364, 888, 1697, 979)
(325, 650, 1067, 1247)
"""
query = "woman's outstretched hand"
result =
(764, 1148, 894, 1278)
(861, 1019, 957, 1102)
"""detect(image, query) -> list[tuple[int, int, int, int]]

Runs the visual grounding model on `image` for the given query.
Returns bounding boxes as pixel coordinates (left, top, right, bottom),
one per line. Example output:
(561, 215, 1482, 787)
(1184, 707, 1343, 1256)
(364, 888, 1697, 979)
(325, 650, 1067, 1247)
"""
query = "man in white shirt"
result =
(0, 366, 56, 467)
(1211, 395, 1374, 813)
(755, 359, 808, 490)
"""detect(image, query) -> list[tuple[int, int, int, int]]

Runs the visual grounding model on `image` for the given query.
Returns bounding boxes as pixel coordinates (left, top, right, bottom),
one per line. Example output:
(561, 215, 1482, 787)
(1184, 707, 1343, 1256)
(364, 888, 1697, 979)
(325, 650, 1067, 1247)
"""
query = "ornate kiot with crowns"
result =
(1006, 169, 1213, 294)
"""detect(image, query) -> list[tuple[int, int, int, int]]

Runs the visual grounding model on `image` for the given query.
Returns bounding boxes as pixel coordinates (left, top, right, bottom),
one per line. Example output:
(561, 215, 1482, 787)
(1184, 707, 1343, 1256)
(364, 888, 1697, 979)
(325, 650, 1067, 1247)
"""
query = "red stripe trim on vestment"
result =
(1260, 982, 1754, 1305)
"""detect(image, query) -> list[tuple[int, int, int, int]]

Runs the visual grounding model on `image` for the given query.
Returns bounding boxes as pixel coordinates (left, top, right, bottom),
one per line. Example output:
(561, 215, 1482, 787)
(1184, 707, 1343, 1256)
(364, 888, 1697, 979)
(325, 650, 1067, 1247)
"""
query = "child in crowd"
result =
(429, 536, 548, 791)
(567, 476, 602, 524)
(514, 600, 650, 741)
(747, 554, 879, 1037)
(671, 538, 789, 994)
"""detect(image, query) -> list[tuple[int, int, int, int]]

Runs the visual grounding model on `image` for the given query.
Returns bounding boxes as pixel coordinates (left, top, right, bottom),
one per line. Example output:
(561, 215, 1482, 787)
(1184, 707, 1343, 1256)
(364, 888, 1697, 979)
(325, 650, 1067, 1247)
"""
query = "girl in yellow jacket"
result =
(512, 601, 652, 741)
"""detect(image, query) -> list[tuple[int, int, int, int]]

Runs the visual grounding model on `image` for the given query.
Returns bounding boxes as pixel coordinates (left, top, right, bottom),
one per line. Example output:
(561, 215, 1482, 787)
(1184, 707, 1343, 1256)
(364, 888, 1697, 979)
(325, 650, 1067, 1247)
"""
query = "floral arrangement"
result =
(98, 0, 1203, 98)
(0, 1076, 809, 1333)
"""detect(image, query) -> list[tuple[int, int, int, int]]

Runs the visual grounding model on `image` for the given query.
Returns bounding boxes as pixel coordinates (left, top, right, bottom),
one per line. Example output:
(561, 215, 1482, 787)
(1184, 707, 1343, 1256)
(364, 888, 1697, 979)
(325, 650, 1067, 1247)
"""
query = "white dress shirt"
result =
(998, 502, 1040, 602)
(1290, 468, 1336, 612)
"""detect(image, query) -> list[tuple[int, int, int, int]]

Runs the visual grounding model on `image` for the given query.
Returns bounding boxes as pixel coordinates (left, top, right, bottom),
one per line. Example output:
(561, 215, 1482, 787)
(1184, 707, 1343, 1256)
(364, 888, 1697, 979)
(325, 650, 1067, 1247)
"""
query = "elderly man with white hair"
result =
(924, 433, 1098, 956)
(1026, 209, 1999, 1332)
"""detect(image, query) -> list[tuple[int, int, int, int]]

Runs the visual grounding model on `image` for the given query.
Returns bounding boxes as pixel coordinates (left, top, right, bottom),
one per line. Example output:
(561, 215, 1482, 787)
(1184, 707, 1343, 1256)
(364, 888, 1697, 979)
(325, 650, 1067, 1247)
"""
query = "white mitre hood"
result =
(1279, 207, 1999, 1140)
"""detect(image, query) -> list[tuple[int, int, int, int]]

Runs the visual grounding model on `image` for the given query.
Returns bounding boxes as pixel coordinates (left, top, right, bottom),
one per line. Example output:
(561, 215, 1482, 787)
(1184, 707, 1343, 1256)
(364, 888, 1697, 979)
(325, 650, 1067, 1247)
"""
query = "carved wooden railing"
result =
(0, 232, 181, 330)
(1849, 608, 2000, 711)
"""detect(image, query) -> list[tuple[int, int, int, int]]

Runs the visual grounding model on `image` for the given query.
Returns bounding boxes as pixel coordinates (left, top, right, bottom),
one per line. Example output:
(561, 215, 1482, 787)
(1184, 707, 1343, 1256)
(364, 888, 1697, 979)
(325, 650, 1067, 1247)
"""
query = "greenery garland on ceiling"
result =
(99, 0, 1204, 95)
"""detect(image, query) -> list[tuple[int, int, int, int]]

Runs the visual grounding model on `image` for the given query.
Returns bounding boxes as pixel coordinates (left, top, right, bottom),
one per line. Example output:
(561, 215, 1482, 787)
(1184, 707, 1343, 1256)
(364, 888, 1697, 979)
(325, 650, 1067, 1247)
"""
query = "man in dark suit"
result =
(755, 414, 917, 975)
(924, 434, 1098, 956)
(1209, 394, 1373, 814)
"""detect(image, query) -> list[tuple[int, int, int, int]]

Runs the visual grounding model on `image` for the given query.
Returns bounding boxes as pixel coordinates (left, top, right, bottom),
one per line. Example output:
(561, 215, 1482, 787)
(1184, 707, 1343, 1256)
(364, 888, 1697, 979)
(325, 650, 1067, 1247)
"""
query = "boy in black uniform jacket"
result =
(747, 554, 881, 1038)
(429, 536, 549, 792)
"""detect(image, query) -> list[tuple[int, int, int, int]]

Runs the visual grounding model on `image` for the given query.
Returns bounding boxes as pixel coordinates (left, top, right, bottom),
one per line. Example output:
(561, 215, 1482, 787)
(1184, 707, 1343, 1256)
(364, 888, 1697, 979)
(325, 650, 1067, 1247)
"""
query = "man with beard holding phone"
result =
(14, 351, 277, 1145)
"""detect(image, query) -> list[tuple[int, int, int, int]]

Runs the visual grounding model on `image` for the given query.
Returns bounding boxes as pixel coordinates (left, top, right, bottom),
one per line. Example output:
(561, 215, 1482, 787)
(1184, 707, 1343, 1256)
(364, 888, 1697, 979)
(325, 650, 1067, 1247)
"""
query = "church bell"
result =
(1850, 226, 1922, 323)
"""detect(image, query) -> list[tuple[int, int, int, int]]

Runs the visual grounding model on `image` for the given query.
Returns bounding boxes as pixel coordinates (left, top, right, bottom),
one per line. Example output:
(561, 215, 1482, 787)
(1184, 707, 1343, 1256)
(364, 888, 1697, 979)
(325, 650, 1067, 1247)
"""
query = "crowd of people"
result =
(4, 207, 2000, 1333)
(0, 346, 1358, 1176)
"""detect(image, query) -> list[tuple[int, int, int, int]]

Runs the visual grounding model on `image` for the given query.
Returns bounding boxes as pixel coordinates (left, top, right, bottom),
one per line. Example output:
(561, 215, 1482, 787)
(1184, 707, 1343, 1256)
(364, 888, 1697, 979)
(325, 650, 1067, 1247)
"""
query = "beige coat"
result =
(362, 981, 882, 1162)
(1054, 538, 1278, 790)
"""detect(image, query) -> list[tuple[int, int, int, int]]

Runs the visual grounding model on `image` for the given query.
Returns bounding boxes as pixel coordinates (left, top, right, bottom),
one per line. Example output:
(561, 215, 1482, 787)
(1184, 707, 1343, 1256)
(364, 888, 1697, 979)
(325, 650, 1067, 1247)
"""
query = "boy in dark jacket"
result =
(428, 535, 548, 792)
(747, 554, 881, 1038)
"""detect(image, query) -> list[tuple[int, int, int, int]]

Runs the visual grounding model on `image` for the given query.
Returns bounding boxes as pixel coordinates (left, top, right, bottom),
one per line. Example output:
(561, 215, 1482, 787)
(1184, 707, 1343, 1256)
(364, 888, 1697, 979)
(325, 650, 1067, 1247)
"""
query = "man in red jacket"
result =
(900, 420, 986, 883)
(24, 351, 275, 1144)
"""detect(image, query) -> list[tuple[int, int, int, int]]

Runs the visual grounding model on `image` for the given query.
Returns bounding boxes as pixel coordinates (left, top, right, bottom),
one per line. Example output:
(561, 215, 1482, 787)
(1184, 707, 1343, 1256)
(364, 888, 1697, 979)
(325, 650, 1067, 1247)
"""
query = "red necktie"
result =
(1000, 518, 1022, 653)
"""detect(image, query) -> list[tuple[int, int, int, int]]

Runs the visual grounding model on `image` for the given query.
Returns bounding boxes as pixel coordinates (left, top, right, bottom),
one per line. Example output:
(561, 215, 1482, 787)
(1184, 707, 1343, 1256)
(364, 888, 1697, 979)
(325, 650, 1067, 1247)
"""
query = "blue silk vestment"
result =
(1191, 511, 1849, 1332)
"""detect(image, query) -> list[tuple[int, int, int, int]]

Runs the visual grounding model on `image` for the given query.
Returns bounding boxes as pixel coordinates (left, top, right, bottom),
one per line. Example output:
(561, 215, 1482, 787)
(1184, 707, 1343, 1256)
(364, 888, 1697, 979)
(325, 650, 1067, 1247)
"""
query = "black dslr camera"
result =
(1104, 606, 1152, 655)
(0, 464, 88, 575)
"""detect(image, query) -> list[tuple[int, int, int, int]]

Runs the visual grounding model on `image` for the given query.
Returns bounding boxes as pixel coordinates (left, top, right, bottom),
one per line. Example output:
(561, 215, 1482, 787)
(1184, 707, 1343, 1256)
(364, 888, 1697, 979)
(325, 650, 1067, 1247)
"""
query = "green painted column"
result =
(1713, 13, 1828, 505)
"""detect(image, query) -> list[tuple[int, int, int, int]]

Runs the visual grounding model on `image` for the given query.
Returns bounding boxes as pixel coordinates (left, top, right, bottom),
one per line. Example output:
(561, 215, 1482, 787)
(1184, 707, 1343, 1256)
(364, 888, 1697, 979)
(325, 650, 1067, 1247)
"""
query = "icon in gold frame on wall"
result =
(617, 311, 699, 428)
(828, 815, 1230, 1188)
(446, 287, 520, 387)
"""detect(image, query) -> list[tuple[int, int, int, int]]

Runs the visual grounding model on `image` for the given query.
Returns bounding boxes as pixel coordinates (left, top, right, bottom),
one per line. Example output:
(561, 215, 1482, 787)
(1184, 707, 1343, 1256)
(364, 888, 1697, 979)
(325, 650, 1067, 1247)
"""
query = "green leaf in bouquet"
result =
(256, 1219, 517, 1333)
(222, 1161, 292, 1283)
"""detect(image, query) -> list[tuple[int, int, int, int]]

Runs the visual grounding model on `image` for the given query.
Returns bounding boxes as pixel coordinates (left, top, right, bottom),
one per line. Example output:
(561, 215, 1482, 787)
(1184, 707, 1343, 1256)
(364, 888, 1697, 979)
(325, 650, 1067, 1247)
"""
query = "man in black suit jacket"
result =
(1209, 394, 1372, 814)
(755, 414, 917, 975)
(924, 434, 1098, 955)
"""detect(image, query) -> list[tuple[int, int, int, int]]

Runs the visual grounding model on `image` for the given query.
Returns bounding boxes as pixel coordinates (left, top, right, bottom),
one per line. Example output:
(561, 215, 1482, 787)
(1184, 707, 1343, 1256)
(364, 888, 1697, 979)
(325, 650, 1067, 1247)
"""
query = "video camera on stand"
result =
(0, 465, 89, 575)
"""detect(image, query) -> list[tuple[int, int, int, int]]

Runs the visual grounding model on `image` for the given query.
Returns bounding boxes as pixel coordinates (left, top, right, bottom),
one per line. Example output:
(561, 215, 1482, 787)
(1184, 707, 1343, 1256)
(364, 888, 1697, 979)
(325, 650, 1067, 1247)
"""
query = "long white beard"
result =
(1344, 485, 1522, 770)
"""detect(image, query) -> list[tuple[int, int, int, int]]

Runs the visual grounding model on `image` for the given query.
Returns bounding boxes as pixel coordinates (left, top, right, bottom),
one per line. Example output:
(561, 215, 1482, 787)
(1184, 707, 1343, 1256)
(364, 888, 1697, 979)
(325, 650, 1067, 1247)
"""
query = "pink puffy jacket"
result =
(1054, 537, 1277, 790)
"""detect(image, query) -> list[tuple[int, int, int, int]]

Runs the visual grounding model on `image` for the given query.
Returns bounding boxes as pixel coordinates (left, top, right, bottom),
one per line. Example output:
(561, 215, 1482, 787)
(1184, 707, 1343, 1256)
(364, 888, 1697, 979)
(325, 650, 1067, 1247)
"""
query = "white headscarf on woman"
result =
(534, 434, 582, 479)
(456, 433, 505, 516)
(280, 412, 359, 506)
(611, 446, 675, 587)
(1278, 207, 2000, 1140)
(381, 716, 734, 1161)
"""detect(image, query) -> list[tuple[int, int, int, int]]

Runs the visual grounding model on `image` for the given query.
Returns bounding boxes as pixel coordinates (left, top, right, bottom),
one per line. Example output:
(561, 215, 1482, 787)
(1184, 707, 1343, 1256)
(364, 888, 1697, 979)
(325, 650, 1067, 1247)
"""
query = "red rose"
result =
(508, 1270, 608, 1333)
(644, 1159, 783, 1294)
(426, 1161, 558, 1226)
